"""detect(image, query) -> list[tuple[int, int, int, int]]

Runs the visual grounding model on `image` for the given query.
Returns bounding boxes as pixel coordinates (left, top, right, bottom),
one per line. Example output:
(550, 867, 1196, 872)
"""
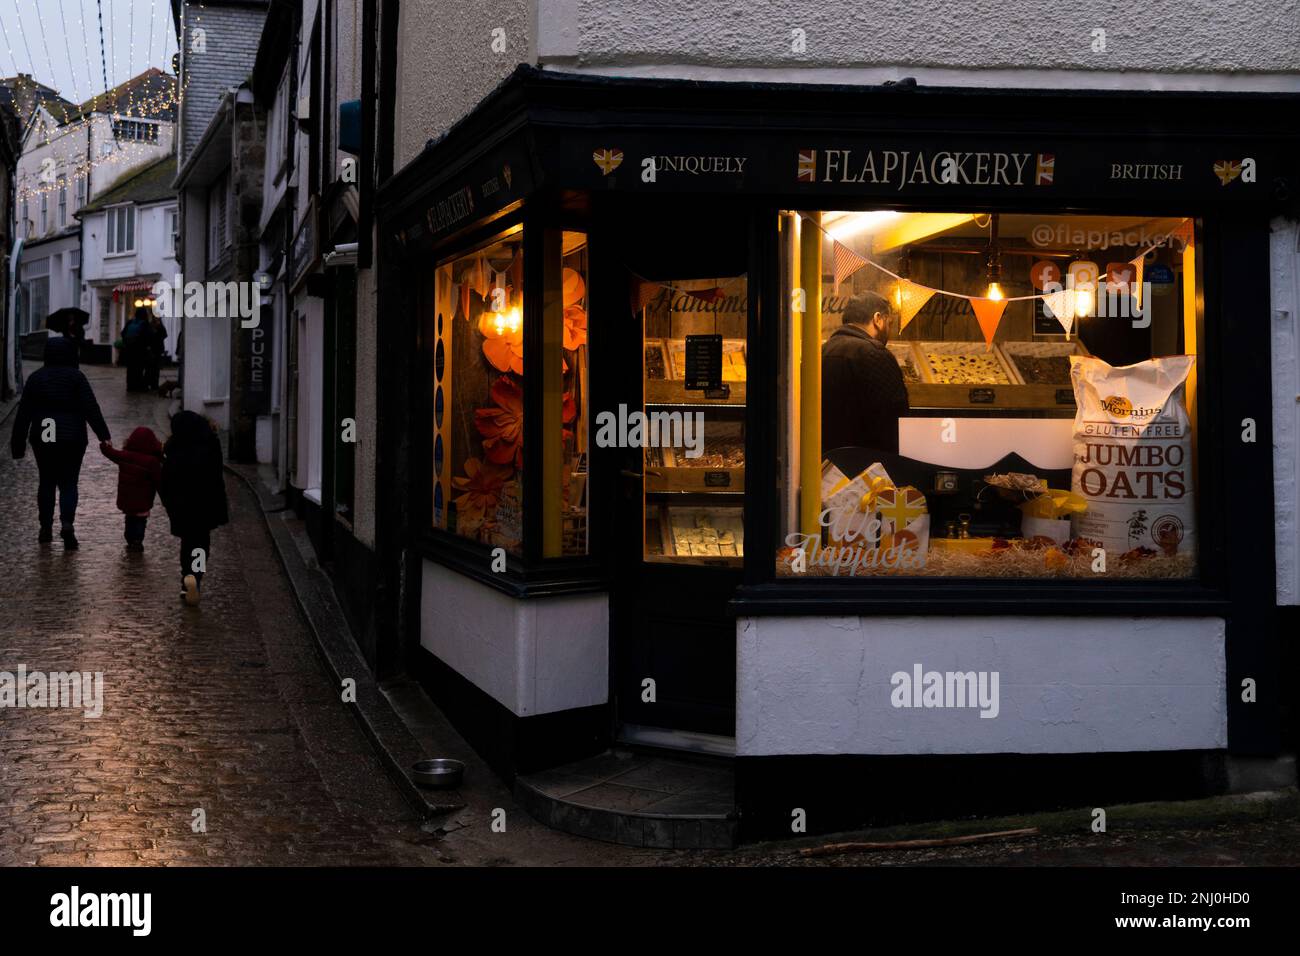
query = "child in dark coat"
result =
(159, 411, 229, 606)
(99, 427, 165, 551)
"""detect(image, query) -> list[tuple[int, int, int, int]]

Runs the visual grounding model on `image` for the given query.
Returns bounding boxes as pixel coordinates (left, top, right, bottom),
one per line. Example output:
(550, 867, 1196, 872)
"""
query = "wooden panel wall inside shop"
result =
(646, 280, 748, 340)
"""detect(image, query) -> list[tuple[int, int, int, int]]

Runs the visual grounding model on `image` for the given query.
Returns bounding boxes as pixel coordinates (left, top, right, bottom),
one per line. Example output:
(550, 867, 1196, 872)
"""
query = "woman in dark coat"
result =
(159, 411, 228, 606)
(9, 336, 111, 548)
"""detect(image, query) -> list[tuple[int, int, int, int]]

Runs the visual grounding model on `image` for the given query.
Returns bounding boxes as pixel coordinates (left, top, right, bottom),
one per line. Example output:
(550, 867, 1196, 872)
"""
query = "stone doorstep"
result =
(225, 464, 463, 821)
(515, 755, 739, 850)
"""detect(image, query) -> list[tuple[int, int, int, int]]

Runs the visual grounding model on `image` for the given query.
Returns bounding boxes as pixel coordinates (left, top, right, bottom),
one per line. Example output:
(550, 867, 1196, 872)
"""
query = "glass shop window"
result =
(639, 275, 747, 565)
(431, 226, 591, 558)
(553, 230, 590, 557)
(433, 226, 526, 554)
(776, 210, 1201, 581)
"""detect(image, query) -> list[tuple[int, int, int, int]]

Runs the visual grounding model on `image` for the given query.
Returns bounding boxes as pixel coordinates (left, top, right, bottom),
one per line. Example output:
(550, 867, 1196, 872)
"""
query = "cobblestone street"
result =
(0, 363, 455, 865)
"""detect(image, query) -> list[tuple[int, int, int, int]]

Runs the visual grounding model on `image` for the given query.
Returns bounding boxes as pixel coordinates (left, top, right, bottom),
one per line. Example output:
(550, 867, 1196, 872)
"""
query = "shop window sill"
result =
(416, 531, 610, 599)
(729, 579, 1230, 618)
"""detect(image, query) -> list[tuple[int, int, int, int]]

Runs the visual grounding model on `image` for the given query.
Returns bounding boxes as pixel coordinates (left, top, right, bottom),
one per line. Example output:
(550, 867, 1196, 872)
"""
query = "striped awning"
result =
(112, 278, 158, 301)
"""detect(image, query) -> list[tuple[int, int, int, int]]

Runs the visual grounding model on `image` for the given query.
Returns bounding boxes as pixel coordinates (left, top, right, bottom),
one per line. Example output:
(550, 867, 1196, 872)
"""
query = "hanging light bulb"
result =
(1068, 259, 1099, 319)
(504, 305, 521, 335)
(984, 215, 1003, 300)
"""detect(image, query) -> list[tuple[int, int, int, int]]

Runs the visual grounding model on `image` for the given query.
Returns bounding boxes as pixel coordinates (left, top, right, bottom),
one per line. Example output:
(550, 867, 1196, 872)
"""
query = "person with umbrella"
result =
(46, 307, 90, 343)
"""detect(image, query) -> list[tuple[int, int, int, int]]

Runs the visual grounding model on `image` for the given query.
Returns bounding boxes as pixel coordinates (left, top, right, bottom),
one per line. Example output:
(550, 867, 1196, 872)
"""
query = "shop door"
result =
(609, 200, 748, 743)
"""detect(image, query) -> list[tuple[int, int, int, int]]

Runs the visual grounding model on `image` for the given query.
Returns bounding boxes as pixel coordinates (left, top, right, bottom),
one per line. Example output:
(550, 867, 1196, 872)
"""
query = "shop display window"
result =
(775, 210, 1201, 580)
(432, 226, 526, 553)
(430, 225, 589, 559)
(638, 275, 747, 565)
(556, 230, 590, 556)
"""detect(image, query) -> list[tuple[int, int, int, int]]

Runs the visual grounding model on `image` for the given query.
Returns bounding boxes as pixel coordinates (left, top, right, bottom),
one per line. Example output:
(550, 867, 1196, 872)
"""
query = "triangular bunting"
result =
(1041, 288, 1075, 335)
(1169, 218, 1194, 249)
(684, 287, 725, 305)
(894, 280, 935, 332)
(630, 279, 662, 314)
(458, 282, 472, 321)
(969, 296, 1009, 349)
(469, 256, 490, 298)
(832, 240, 869, 293)
(1130, 252, 1146, 314)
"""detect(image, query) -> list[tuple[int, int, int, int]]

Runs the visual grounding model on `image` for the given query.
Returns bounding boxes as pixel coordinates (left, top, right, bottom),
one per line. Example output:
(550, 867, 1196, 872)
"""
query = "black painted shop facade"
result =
(373, 67, 1298, 837)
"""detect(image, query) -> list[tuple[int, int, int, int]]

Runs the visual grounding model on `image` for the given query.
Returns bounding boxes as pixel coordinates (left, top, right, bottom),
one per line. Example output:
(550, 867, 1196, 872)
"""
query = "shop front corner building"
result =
(374, 67, 1299, 839)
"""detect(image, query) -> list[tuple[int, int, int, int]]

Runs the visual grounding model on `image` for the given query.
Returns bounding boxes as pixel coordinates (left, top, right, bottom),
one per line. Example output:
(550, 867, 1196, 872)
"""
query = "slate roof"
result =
(79, 156, 178, 214)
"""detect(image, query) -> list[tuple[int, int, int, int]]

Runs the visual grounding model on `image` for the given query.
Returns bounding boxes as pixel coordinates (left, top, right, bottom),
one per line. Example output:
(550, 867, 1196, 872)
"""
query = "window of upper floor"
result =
(106, 204, 136, 256)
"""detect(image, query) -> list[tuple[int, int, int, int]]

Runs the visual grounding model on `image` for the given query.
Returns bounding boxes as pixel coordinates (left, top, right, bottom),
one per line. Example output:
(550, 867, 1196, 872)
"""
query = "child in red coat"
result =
(99, 426, 164, 551)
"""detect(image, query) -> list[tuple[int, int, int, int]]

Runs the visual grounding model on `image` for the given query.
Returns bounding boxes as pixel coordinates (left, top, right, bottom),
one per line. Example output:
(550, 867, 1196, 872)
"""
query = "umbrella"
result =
(46, 307, 90, 339)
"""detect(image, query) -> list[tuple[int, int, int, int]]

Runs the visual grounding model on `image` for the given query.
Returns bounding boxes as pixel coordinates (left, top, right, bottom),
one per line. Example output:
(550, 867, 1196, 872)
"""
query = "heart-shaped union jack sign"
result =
(592, 148, 624, 175)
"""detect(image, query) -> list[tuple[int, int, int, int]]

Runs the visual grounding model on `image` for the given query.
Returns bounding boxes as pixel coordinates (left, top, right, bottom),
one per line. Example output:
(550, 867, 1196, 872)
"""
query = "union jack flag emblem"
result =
(592, 148, 623, 176)
(797, 149, 817, 182)
(1213, 159, 1242, 186)
(1035, 153, 1055, 185)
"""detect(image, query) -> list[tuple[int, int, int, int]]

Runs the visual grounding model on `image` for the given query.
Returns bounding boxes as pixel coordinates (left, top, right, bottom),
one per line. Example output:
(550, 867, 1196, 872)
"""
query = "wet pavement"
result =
(0, 364, 449, 865)
(1, 364, 1296, 868)
(0, 363, 673, 867)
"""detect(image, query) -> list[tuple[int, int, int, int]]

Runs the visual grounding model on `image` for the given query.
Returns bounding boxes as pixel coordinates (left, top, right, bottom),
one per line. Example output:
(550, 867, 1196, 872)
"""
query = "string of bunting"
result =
(799, 213, 1191, 346)
(629, 273, 745, 314)
(443, 215, 1192, 349)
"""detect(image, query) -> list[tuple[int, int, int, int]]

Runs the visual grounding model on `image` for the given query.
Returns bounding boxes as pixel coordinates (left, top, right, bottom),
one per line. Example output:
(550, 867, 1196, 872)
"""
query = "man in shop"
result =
(821, 290, 910, 455)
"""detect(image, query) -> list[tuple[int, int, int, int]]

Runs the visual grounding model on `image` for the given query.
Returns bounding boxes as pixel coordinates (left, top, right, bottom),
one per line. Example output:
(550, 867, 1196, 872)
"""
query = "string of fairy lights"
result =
(1, 0, 188, 205)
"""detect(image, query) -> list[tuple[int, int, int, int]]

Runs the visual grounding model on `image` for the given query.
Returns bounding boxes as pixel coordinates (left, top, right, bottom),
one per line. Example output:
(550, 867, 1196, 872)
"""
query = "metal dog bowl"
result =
(411, 758, 464, 789)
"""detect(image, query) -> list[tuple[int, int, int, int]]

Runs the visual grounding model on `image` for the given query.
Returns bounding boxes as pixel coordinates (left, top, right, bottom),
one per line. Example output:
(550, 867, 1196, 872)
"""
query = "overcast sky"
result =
(0, 0, 179, 103)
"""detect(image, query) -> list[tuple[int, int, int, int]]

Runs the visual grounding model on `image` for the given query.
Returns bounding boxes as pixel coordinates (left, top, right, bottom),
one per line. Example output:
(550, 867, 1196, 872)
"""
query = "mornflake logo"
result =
(890, 663, 1000, 718)
(50, 886, 151, 936)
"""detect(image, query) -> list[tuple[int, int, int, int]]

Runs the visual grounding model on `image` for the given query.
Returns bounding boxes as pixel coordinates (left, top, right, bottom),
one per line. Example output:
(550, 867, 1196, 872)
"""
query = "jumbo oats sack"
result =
(1069, 354, 1196, 557)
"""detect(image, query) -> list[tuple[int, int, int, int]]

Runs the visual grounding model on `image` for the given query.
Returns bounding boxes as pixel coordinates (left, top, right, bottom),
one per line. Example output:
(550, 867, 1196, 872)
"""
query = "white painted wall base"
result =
(1271, 217, 1299, 605)
(737, 616, 1226, 756)
(420, 561, 609, 717)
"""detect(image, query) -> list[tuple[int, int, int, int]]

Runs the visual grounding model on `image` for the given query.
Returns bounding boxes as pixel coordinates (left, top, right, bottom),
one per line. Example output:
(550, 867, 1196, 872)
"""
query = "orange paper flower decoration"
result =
(563, 304, 587, 350)
(475, 377, 525, 469)
(483, 325, 524, 374)
(451, 457, 512, 535)
(563, 268, 585, 307)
